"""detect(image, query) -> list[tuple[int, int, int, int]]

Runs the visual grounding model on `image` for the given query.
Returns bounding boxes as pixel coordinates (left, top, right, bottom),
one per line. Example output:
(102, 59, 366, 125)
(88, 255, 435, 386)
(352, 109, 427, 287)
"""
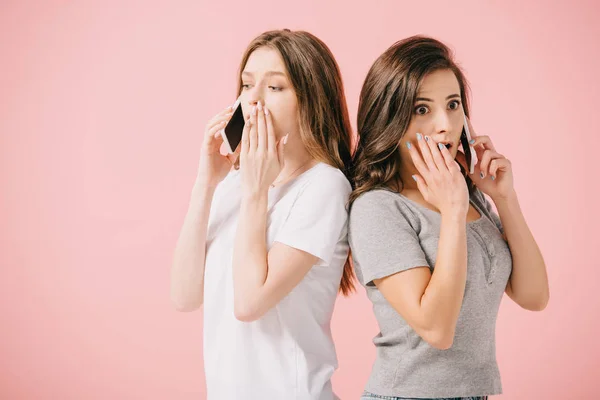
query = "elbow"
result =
(423, 328, 455, 350)
(170, 292, 202, 312)
(423, 331, 454, 350)
(234, 301, 264, 322)
(521, 292, 550, 312)
(172, 301, 201, 312)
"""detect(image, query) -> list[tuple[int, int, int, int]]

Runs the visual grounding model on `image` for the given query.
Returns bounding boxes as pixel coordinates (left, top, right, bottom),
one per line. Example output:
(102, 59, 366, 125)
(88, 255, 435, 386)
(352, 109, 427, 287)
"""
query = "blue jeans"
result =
(360, 392, 489, 400)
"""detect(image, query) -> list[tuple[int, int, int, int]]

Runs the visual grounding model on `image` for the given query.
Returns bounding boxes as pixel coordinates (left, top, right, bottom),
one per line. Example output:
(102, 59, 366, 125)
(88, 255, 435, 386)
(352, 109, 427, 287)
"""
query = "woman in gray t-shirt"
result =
(348, 36, 549, 400)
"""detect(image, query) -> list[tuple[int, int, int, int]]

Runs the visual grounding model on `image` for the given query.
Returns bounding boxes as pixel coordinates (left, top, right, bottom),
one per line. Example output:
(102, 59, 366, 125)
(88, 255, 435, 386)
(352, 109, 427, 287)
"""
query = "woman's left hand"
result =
(461, 117, 515, 200)
(240, 101, 287, 197)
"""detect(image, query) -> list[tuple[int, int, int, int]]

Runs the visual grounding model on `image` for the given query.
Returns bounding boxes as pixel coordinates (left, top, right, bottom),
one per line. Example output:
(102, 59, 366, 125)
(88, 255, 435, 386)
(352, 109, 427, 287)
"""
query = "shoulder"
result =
(350, 188, 422, 229)
(298, 163, 352, 200)
(351, 188, 406, 216)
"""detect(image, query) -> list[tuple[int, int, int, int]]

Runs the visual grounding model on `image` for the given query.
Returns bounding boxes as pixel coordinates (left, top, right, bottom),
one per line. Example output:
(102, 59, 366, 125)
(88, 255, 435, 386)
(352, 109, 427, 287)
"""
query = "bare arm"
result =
(466, 127, 549, 312)
(373, 134, 470, 350)
(374, 212, 467, 350)
(496, 192, 549, 311)
(231, 101, 330, 321)
(232, 191, 318, 321)
(170, 181, 215, 311)
(170, 105, 236, 311)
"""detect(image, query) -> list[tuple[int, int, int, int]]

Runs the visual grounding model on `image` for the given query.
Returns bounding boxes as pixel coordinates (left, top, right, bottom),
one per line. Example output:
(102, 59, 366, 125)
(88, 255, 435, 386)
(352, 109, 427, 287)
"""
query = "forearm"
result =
(232, 191, 269, 317)
(421, 214, 468, 338)
(495, 191, 549, 310)
(170, 180, 215, 311)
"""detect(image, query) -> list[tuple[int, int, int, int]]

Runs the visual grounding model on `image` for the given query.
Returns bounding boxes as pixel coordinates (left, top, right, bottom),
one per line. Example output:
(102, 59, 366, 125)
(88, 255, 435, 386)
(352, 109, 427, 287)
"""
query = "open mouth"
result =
(442, 143, 452, 150)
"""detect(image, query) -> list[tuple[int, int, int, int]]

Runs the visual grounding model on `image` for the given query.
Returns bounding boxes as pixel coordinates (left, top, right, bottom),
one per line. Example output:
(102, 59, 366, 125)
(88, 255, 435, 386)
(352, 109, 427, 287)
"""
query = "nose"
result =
(245, 85, 264, 108)
(432, 109, 452, 135)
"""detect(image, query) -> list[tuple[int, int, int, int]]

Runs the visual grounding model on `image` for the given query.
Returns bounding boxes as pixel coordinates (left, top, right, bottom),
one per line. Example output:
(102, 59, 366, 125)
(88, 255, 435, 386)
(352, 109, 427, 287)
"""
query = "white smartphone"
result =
(221, 96, 245, 154)
(462, 114, 477, 174)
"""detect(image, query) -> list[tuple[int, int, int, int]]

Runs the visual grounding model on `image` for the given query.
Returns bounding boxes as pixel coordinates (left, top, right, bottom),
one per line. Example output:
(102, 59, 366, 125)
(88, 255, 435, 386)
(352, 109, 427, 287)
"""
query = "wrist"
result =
(241, 189, 269, 206)
(440, 210, 467, 224)
(492, 189, 518, 205)
(192, 179, 217, 196)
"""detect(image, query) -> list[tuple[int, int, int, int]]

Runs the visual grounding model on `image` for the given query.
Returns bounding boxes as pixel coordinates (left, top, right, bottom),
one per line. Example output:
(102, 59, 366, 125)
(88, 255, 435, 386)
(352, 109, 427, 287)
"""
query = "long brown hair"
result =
(350, 35, 474, 205)
(237, 29, 356, 296)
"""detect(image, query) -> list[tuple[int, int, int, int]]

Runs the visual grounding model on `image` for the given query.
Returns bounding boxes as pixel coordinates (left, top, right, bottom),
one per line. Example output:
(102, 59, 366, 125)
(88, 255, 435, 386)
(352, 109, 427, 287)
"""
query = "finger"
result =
(204, 114, 231, 139)
(207, 120, 227, 141)
(249, 104, 258, 152)
(438, 142, 460, 172)
(489, 158, 510, 180)
(203, 122, 226, 154)
(406, 141, 430, 180)
(429, 139, 448, 172)
(478, 150, 503, 178)
(265, 105, 277, 154)
(240, 114, 251, 158)
(208, 106, 234, 126)
(411, 174, 429, 199)
(471, 135, 497, 153)
(277, 134, 288, 168)
(418, 134, 438, 173)
(256, 101, 267, 151)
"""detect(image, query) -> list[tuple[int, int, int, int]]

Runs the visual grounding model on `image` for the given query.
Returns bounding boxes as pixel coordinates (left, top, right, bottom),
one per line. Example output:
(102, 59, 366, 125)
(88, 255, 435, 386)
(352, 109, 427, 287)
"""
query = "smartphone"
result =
(460, 114, 477, 174)
(221, 96, 245, 154)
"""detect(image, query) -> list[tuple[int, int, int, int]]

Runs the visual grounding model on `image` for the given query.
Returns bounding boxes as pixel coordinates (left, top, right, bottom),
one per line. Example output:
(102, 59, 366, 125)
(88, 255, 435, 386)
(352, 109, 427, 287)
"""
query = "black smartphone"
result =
(221, 97, 245, 154)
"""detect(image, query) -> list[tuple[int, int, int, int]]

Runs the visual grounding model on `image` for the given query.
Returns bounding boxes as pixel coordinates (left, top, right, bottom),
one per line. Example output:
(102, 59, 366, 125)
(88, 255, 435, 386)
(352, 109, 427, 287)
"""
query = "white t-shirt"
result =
(203, 162, 351, 400)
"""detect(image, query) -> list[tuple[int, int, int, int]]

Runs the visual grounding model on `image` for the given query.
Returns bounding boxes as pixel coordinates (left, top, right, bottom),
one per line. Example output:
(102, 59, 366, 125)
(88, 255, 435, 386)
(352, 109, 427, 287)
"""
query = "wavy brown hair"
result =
(237, 29, 356, 295)
(350, 35, 475, 205)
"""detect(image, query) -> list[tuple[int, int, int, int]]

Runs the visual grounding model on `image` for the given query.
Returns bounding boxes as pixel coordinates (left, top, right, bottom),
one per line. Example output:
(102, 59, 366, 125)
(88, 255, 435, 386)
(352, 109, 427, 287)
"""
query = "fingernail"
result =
(412, 175, 417, 181)
(264, 106, 269, 116)
(438, 143, 444, 150)
(417, 133, 422, 141)
(406, 142, 412, 149)
(480, 172, 484, 178)
(425, 136, 430, 142)
(257, 101, 263, 111)
(491, 175, 495, 181)
(469, 139, 475, 144)
(252, 105, 256, 115)
(284, 134, 289, 144)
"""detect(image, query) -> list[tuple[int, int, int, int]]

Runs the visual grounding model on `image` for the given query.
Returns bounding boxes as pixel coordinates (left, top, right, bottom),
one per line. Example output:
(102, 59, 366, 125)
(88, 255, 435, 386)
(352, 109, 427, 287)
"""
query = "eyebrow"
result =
(241, 71, 287, 78)
(415, 94, 461, 102)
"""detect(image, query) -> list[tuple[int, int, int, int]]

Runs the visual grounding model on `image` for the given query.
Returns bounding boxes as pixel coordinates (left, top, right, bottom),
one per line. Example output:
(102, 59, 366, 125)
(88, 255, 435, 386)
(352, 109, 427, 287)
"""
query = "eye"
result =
(414, 105, 429, 115)
(448, 100, 461, 110)
(268, 86, 283, 92)
(241, 84, 251, 90)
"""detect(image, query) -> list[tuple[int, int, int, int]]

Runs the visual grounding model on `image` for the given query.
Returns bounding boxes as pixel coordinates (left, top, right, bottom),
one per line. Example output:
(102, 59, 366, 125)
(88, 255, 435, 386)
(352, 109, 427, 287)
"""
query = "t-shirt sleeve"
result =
(274, 172, 352, 267)
(349, 191, 429, 287)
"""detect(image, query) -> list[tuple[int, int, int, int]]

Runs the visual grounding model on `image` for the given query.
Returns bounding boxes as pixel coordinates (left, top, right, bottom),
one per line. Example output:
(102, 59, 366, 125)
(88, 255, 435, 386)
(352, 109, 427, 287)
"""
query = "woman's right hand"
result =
(407, 133, 469, 217)
(196, 105, 238, 188)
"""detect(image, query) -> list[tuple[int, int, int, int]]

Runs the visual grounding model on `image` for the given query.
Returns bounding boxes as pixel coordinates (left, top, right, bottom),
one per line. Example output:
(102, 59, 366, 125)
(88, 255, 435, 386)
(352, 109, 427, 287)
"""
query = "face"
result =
(240, 47, 298, 141)
(399, 69, 465, 168)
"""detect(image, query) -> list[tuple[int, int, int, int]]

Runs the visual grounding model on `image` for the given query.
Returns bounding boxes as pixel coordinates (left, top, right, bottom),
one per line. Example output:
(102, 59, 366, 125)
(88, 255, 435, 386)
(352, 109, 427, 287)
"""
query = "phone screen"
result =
(223, 101, 245, 153)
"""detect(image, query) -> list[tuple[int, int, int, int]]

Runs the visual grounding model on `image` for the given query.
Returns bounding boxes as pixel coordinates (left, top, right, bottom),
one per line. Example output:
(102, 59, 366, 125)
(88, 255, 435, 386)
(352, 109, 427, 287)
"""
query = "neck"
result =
(398, 162, 419, 193)
(275, 140, 316, 184)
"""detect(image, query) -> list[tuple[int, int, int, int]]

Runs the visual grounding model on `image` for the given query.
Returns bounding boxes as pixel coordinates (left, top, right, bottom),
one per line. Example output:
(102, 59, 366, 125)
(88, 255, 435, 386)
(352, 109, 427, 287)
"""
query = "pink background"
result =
(1, 1, 598, 399)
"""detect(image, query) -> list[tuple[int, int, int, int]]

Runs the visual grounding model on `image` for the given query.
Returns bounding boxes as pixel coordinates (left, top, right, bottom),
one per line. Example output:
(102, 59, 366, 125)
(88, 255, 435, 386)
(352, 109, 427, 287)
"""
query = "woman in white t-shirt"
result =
(170, 29, 355, 400)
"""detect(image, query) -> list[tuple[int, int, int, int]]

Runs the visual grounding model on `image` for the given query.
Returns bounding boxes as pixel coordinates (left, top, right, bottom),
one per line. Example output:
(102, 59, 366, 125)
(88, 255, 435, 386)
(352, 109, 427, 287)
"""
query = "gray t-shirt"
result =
(349, 188, 512, 398)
